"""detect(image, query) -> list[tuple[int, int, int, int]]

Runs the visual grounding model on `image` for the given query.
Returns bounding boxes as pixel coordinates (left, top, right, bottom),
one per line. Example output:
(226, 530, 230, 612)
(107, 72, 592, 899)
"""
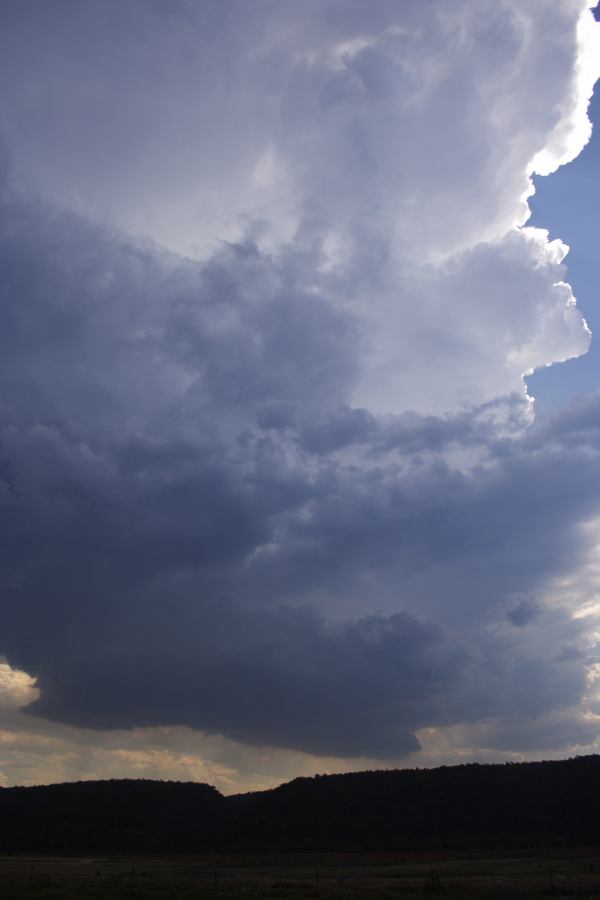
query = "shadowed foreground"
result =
(2, 757, 600, 897)
(1, 851, 600, 899)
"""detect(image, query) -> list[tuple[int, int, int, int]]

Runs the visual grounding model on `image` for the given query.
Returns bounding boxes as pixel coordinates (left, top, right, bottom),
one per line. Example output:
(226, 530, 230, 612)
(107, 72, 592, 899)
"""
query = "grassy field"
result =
(1, 850, 600, 899)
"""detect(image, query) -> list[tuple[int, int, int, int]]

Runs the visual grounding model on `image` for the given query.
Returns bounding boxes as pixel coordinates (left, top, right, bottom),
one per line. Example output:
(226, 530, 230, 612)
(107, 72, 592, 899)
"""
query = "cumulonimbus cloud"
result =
(0, 0, 599, 762)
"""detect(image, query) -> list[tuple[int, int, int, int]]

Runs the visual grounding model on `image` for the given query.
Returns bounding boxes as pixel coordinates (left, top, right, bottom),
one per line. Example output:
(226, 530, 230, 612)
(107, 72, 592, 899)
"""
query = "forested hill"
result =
(1, 755, 599, 852)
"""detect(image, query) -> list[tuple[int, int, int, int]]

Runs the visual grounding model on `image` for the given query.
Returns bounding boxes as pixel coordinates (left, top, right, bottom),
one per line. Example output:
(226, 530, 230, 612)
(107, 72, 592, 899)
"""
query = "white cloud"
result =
(530, 2, 600, 176)
(0, 661, 39, 710)
(2, 1, 596, 417)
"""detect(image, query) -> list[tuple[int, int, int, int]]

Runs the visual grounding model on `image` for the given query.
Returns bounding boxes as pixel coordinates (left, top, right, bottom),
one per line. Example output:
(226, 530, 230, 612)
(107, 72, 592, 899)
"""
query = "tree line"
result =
(0, 755, 598, 852)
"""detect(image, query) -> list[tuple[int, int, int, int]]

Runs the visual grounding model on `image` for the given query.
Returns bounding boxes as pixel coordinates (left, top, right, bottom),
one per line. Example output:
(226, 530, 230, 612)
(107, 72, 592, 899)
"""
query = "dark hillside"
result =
(0, 779, 225, 852)
(230, 756, 600, 850)
(1, 756, 599, 853)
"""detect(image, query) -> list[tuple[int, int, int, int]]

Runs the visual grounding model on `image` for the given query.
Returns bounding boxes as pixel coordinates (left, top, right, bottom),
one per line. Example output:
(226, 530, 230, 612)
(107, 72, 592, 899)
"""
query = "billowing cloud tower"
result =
(0, 0, 599, 789)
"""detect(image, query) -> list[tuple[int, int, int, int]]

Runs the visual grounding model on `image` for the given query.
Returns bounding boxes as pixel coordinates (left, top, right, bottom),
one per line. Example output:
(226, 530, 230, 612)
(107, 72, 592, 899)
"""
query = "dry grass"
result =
(0, 849, 599, 898)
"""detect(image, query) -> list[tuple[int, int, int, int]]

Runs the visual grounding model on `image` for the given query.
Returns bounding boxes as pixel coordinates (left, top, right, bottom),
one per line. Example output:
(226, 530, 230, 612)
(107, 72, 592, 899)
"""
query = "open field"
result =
(1, 851, 600, 899)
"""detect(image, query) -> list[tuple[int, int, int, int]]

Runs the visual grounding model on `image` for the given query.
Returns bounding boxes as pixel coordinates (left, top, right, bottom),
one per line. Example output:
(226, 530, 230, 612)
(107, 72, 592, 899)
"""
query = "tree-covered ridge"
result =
(1, 756, 599, 852)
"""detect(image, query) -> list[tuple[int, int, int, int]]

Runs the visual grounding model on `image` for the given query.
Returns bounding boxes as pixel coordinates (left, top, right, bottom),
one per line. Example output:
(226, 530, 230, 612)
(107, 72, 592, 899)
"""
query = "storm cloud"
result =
(0, 0, 599, 778)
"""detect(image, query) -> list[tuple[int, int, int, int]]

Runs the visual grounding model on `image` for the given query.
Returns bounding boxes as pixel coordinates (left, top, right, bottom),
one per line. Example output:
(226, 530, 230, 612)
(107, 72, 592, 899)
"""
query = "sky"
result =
(0, 0, 600, 794)
(528, 80, 600, 407)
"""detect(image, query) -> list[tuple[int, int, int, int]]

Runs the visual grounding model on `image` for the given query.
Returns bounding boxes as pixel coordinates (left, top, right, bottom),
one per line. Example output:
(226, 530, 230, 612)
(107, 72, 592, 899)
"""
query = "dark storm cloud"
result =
(0, 1, 599, 764)
(507, 597, 541, 627)
(27, 604, 470, 758)
(0, 155, 599, 758)
(296, 395, 528, 456)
